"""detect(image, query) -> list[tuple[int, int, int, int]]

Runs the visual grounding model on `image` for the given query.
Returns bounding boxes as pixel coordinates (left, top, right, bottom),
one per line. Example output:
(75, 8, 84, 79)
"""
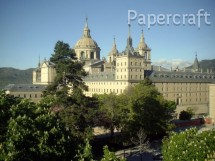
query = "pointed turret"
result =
(192, 54, 200, 72)
(109, 37, 118, 55)
(138, 28, 146, 50)
(108, 37, 118, 63)
(136, 28, 151, 60)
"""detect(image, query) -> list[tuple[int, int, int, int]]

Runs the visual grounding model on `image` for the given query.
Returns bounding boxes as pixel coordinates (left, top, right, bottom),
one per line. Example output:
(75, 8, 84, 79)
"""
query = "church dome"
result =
(74, 18, 100, 50)
(75, 37, 99, 49)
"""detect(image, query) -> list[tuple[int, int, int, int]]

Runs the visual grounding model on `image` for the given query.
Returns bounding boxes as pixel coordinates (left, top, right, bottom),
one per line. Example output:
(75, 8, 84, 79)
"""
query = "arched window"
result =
(90, 52, 94, 59)
(81, 51, 85, 59)
(144, 51, 147, 59)
(109, 57, 112, 62)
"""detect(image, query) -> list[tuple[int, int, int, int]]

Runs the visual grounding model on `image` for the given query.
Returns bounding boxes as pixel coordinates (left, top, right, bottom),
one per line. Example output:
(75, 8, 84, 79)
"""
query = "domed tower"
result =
(74, 18, 100, 64)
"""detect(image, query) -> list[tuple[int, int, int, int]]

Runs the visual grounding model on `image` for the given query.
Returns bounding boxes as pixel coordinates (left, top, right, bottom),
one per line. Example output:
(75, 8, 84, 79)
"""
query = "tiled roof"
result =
(4, 84, 47, 92)
(145, 70, 215, 83)
(83, 71, 115, 81)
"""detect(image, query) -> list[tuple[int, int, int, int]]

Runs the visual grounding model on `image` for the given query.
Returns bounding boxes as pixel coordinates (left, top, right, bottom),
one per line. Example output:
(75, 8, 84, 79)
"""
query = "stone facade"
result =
(209, 84, 215, 121)
(33, 59, 56, 85)
(4, 18, 215, 117)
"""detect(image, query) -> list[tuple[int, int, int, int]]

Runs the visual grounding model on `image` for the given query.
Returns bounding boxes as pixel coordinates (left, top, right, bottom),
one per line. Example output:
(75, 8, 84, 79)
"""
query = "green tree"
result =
(179, 107, 194, 120)
(0, 99, 75, 161)
(101, 146, 126, 161)
(162, 128, 215, 161)
(0, 91, 21, 143)
(96, 93, 130, 137)
(43, 41, 88, 106)
(76, 138, 93, 161)
(41, 41, 98, 143)
(58, 104, 95, 141)
(124, 79, 176, 136)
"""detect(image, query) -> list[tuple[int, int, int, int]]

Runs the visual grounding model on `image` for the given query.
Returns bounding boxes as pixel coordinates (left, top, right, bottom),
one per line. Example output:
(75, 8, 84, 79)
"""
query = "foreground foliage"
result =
(0, 97, 75, 161)
(162, 128, 215, 161)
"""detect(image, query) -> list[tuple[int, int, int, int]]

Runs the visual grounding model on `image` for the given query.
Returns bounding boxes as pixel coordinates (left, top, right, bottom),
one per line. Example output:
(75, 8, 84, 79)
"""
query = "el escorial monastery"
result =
(5, 18, 215, 120)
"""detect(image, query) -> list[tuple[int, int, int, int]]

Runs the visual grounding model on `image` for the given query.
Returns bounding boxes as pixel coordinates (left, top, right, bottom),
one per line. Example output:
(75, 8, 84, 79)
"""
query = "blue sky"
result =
(0, 0, 215, 69)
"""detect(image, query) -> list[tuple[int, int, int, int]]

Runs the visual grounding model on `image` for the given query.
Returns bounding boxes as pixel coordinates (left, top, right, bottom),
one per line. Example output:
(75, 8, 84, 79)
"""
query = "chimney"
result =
(159, 66, 161, 71)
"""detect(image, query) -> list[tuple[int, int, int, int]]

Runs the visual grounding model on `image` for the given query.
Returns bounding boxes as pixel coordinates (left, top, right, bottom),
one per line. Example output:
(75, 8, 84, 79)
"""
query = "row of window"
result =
(116, 68, 144, 72)
(163, 92, 207, 97)
(80, 51, 95, 59)
(176, 98, 207, 105)
(155, 74, 215, 79)
(116, 75, 143, 79)
(160, 87, 207, 92)
(12, 93, 42, 99)
(116, 61, 146, 67)
(88, 88, 123, 94)
(86, 82, 127, 85)
(158, 82, 207, 88)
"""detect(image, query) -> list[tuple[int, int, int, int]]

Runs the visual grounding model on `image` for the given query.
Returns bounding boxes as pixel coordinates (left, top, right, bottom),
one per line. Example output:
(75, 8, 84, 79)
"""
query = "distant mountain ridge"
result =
(0, 67, 34, 89)
(186, 59, 215, 72)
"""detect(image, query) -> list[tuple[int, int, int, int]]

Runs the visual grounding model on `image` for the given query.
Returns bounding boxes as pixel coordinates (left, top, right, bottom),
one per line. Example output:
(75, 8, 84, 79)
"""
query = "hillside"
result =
(0, 68, 34, 89)
(186, 59, 215, 72)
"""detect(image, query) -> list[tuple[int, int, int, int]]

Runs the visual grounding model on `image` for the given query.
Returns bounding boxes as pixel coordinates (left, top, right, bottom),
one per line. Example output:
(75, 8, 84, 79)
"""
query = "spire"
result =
(127, 24, 132, 47)
(128, 24, 131, 38)
(138, 27, 146, 50)
(193, 52, 200, 72)
(83, 17, 91, 38)
(38, 56, 41, 67)
(140, 27, 144, 43)
(108, 36, 118, 56)
(113, 36, 116, 49)
(85, 16, 88, 28)
(124, 24, 135, 55)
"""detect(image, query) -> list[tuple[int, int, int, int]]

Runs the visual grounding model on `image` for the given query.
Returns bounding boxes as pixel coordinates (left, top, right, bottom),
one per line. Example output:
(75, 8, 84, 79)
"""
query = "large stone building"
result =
(5, 18, 215, 117)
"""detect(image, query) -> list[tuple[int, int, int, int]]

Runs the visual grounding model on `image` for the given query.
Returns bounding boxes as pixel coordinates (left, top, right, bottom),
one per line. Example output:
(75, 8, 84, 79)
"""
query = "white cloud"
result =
(153, 59, 192, 69)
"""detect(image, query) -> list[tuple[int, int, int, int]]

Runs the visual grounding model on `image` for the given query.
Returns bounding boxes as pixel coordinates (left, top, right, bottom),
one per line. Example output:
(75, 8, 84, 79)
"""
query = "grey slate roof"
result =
(83, 71, 115, 81)
(145, 70, 215, 83)
(4, 84, 47, 92)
